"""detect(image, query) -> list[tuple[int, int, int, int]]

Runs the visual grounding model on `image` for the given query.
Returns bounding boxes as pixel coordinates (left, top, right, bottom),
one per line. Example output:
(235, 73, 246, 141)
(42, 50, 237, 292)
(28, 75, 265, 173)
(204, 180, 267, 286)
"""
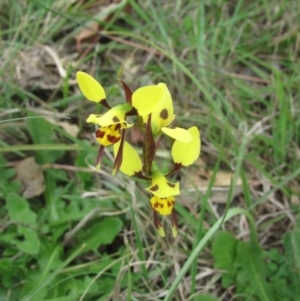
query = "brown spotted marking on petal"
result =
(149, 185, 159, 192)
(96, 129, 105, 138)
(167, 182, 176, 188)
(160, 108, 168, 120)
(167, 201, 173, 207)
(107, 135, 121, 144)
(113, 116, 120, 123)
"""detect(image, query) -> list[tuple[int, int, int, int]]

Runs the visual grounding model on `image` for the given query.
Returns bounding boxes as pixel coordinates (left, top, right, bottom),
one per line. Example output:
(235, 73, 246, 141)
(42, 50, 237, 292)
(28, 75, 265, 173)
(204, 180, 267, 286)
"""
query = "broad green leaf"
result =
(6, 193, 40, 254)
(20, 244, 85, 301)
(37, 242, 62, 284)
(0, 154, 21, 198)
(283, 217, 300, 271)
(235, 241, 273, 301)
(282, 217, 300, 298)
(212, 231, 238, 288)
(266, 248, 296, 301)
(0, 258, 23, 288)
(27, 116, 65, 164)
(74, 140, 93, 189)
(6, 193, 37, 226)
(82, 217, 123, 252)
(15, 227, 40, 255)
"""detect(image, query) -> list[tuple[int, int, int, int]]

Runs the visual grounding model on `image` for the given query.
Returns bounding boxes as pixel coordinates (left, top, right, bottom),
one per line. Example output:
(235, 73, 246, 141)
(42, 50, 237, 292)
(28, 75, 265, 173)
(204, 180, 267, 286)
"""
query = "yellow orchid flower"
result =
(76, 71, 135, 171)
(145, 172, 180, 198)
(76, 71, 106, 103)
(86, 105, 133, 170)
(77, 70, 200, 238)
(140, 83, 192, 142)
(172, 126, 201, 167)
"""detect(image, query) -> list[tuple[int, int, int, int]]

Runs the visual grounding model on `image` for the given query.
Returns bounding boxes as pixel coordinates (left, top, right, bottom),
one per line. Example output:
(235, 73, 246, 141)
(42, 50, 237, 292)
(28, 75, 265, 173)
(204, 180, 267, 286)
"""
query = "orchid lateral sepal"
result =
(113, 140, 146, 177)
(153, 210, 165, 237)
(95, 145, 105, 171)
(112, 130, 126, 176)
(171, 208, 178, 238)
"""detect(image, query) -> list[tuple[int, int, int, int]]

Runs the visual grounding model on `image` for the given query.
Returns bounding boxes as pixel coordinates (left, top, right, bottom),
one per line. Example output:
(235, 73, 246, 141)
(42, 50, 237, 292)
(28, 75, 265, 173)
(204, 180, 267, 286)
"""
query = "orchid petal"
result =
(149, 83, 175, 134)
(113, 140, 142, 176)
(132, 85, 162, 116)
(171, 126, 201, 166)
(76, 71, 106, 102)
(161, 127, 192, 142)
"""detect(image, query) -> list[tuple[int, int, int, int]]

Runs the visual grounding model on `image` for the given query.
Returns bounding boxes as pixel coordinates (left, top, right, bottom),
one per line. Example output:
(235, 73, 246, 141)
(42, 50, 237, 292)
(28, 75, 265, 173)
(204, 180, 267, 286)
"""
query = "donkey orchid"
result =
(77, 70, 201, 237)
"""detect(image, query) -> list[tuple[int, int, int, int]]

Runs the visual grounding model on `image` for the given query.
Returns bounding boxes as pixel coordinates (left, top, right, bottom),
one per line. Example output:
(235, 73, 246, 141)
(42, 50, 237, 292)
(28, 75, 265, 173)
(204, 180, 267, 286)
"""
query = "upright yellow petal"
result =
(150, 83, 175, 134)
(132, 85, 162, 116)
(113, 140, 142, 176)
(76, 71, 106, 102)
(161, 127, 192, 142)
(171, 126, 201, 166)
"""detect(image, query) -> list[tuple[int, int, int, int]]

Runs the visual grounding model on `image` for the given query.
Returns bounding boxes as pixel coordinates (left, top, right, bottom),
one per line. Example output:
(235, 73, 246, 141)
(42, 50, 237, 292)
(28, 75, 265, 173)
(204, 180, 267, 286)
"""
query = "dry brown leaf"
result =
(182, 159, 245, 203)
(75, 0, 130, 53)
(291, 194, 300, 206)
(45, 117, 79, 137)
(75, 21, 99, 52)
(14, 157, 45, 199)
(57, 121, 79, 137)
(213, 171, 242, 186)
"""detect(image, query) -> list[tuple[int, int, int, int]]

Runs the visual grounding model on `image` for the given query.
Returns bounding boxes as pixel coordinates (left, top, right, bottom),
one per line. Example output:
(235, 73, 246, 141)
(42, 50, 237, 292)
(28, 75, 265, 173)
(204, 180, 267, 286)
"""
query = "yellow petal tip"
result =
(95, 162, 101, 171)
(172, 227, 178, 238)
(86, 114, 98, 123)
(157, 226, 165, 237)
